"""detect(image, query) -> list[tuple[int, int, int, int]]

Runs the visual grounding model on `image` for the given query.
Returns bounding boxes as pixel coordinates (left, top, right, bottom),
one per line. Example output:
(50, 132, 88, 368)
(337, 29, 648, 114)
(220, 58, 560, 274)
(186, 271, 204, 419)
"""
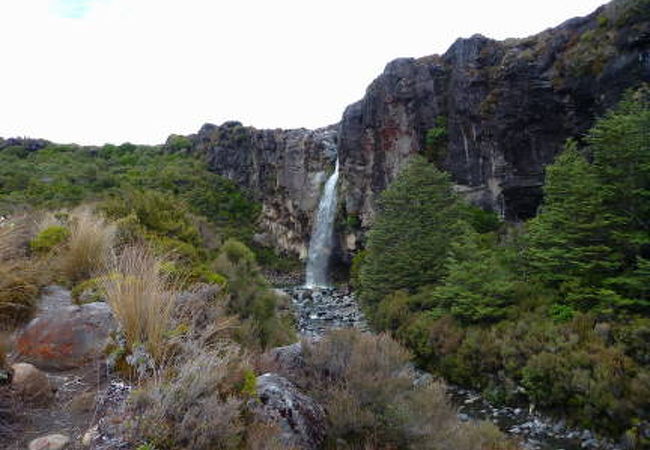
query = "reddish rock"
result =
(16, 302, 116, 371)
(11, 362, 54, 403)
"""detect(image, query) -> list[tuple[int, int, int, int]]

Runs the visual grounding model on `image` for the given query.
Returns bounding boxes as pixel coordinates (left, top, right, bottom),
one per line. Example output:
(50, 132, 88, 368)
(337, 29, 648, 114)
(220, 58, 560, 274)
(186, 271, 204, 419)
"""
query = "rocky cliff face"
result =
(181, 0, 649, 260)
(338, 0, 650, 240)
(169, 122, 337, 258)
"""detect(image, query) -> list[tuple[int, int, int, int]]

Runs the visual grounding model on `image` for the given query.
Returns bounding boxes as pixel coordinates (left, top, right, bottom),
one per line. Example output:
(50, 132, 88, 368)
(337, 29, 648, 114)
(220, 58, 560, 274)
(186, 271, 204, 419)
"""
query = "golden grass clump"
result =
(58, 209, 115, 283)
(0, 218, 41, 326)
(0, 214, 37, 261)
(0, 268, 39, 326)
(103, 245, 175, 363)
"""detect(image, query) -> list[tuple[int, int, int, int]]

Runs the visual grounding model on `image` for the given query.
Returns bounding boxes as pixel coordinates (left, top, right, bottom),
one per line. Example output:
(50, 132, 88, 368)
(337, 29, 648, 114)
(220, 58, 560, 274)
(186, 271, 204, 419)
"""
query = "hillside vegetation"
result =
(0, 136, 513, 448)
(356, 86, 650, 444)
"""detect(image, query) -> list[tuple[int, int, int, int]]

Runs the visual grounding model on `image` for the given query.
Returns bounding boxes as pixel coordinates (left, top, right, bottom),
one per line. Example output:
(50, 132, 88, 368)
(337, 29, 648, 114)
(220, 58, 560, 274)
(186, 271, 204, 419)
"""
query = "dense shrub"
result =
(398, 311, 650, 434)
(354, 87, 650, 438)
(213, 239, 294, 350)
(282, 330, 517, 449)
(29, 225, 69, 253)
(0, 142, 260, 243)
(128, 342, 249, 449)
(102, 190, 200, 247)
(124, 285, 277, 450)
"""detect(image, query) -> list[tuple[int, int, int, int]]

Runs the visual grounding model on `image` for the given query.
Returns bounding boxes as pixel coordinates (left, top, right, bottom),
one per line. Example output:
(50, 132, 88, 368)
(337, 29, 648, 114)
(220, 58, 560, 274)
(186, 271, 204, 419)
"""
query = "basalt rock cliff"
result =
(339, 0, 650, 228)
(179, 0, 650, 259)
(167, 122, 337, 259)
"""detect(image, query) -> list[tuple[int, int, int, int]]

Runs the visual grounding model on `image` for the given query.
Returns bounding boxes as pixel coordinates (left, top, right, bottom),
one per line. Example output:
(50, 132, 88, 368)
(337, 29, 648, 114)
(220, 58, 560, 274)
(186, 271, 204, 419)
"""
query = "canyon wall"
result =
(338, 1, 649, 232)
(169, 121, 337, 258)
(181, 0, 649, 259)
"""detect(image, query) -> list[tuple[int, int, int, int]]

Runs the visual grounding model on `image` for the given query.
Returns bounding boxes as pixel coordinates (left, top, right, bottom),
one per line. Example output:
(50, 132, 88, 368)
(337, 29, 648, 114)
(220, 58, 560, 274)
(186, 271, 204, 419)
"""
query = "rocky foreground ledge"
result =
(2, 285, 629, 449)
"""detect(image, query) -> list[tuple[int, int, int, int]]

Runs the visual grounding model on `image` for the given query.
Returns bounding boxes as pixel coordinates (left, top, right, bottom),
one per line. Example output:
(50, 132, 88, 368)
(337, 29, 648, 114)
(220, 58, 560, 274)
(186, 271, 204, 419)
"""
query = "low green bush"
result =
(71, 275, 116, 304)
(29, 225, 69, 253)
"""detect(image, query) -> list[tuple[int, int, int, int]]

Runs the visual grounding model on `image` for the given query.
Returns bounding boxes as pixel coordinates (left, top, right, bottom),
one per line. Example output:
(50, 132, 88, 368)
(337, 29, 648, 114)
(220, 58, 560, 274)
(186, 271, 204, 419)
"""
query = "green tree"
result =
(429, 230, 520, 323)
(526, 142, 620, 289)
(527, 86, 650, 313)
(359, 155, 463, 305)
(589, 86, 650, 256)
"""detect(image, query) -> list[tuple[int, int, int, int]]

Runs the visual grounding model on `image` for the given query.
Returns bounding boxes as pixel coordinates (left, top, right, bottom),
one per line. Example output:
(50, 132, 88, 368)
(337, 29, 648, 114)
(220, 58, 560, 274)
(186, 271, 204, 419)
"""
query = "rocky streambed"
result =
(285, 286, 624, 450)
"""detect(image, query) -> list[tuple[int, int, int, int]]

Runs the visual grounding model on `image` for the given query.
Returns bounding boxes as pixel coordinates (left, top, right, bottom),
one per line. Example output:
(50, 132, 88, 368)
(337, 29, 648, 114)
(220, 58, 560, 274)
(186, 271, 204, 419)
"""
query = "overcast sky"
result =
(0, 0, 607, 145)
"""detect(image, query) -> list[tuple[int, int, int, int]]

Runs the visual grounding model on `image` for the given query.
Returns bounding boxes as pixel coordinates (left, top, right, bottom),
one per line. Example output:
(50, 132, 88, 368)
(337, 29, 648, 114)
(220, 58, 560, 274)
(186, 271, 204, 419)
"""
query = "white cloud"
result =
(0, 0, 607, 144)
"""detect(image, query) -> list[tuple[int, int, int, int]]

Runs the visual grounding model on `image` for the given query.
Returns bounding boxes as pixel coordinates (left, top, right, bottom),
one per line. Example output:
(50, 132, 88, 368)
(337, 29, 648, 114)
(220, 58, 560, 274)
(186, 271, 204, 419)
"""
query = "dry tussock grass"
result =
(59, 209, 115, 282)
(0, 217, 42, 326)
(0, 222, 26, 261)
(103, 245, 175, 363)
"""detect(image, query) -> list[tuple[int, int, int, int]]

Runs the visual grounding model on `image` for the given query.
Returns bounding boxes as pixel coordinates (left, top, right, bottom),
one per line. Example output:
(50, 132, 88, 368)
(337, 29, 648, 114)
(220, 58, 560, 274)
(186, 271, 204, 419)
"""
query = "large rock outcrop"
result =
(169, 122, 337, 258)
(338, 0, 650, 236)
(177, 0, 649, 260)
(253, 373, 326, 449)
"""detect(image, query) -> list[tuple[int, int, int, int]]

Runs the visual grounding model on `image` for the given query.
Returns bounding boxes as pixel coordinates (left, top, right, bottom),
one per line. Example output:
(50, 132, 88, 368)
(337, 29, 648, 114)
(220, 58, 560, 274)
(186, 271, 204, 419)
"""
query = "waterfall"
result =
(305, 159, 340, 288)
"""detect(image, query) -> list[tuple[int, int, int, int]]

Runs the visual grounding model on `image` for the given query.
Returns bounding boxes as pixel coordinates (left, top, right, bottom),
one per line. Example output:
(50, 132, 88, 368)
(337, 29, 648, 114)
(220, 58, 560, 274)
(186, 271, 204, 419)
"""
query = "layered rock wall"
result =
(339, 1, 650, 236)
(172, 122, 337, 258)
(181, 0, 649, 259)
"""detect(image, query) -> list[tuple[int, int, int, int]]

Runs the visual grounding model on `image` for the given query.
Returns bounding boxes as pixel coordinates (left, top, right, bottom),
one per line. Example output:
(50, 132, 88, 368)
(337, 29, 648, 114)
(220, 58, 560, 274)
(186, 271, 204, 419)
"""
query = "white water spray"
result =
(305, 159, 339, 288)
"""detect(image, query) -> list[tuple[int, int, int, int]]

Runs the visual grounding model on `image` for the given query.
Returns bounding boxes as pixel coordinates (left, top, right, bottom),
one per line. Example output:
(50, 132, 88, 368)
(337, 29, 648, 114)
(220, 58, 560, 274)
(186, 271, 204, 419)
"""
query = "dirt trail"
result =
(6, 287, 112, 450)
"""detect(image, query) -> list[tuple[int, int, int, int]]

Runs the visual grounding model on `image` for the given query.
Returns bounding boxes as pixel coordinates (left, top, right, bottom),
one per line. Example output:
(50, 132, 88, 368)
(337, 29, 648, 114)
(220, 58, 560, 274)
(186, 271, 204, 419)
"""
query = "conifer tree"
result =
(359, 155, 463, 305)
(526, 142, 619, 289)
(527, 86, 650, 312)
